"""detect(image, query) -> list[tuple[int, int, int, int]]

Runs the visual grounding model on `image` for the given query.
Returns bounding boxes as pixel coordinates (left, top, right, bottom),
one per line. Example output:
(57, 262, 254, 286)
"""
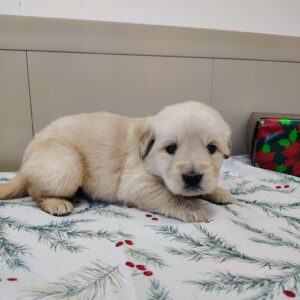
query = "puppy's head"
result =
(139, 101, 231, 197)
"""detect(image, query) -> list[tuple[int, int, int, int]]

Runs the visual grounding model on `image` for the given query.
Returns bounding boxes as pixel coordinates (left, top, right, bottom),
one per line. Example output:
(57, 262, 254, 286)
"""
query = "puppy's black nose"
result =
(182, 171, 202, 187)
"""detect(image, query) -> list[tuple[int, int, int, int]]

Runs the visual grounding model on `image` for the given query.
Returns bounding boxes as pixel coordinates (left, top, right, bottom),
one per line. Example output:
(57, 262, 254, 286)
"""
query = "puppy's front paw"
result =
(179, 209, 209, 223)
(208, 187, 234, 205)
(40, 198, 74, 216)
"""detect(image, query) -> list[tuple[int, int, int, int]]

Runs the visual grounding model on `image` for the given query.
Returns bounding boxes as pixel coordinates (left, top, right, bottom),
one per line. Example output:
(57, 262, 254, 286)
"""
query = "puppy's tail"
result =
(0, 173, 28, 199)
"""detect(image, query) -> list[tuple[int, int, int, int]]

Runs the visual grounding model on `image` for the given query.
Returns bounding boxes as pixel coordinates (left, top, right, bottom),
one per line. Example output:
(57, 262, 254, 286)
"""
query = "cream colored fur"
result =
(0, 102, 233, 222)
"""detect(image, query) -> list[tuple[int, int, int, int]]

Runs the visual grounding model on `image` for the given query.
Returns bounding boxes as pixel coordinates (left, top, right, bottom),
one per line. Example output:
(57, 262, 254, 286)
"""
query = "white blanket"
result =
(0, 155, 299, 300)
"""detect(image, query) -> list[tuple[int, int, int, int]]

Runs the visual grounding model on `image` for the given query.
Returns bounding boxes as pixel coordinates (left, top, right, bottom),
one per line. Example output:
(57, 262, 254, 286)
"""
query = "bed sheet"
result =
(0, 155, 300, 300)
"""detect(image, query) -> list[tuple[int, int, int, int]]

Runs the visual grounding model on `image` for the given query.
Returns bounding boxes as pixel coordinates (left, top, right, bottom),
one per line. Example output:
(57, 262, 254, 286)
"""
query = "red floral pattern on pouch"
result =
(253, 118, 300, 176)
(282, 142, 300, 176)
(254, 149, 277, 171)
(257, 119, 284, 140)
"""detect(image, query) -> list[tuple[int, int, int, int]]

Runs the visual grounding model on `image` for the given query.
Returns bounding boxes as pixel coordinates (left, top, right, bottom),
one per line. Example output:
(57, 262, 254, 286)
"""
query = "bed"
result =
(0, 155, 299, 300)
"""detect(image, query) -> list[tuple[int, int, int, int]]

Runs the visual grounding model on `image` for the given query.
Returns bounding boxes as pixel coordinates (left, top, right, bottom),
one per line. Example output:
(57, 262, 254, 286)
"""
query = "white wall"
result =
(1, 0, 300, 37)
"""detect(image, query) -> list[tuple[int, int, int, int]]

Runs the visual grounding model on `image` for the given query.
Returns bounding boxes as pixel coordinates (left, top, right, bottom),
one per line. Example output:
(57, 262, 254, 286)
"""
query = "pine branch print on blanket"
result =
(233, 197, 300, 230)
(0, 229, 30, 271)
(0, 215, 135, 271)
(24, 260, 124, 299)
(233, 220, 300, 250)
(147, 279, 172, 300)
(186, 271, 299, 300)
(154, 223, 300, 298)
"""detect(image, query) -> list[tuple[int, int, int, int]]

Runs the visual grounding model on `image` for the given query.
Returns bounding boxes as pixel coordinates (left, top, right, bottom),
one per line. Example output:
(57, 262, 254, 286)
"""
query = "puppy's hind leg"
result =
(22, 142, 83, 216)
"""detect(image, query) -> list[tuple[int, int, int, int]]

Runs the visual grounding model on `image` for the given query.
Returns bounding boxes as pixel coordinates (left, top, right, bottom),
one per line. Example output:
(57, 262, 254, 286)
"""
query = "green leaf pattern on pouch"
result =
(277, 138, 290, 147)
(276, 164, 287, 173)
(279, 118, 292, 126)
(289, 127, 298, 142)
(262, 143, 270, 154)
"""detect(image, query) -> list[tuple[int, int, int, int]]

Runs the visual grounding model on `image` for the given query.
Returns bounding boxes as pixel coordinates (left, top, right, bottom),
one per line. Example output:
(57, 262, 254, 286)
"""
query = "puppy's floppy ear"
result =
(223, 139, 232, 159)
(139, 129, 155, 159)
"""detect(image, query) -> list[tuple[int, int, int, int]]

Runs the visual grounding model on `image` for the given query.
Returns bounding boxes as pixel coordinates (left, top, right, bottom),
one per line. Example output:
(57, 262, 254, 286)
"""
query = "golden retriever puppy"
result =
(0, 101, 233, 222)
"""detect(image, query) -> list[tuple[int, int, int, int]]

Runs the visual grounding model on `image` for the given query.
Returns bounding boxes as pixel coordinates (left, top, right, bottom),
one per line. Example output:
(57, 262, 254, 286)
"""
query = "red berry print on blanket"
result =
(283, 290, 296, 298)
(143, 271, 153, 277)
(116, 240, 134, 247)
(125, 240, 134, 245)
(115, 241, 124, 247)
(125, 261, 154, 278)
(136, 264, 147, 271)
(0, 277, 19, 282)
(125, 261, 135, 268)
(145, 214, 159, 221)
(7, 278, 18, 281)
(275, 184, 290, 189)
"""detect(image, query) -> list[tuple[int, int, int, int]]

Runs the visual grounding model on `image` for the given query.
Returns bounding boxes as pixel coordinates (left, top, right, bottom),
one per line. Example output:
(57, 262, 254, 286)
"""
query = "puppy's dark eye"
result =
(165, 144, 177, 155)
(207, 143, 217, 155)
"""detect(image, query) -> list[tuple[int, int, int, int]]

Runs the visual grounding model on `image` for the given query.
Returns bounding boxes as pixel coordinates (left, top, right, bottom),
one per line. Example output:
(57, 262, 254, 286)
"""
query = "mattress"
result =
(0, 155, 299, 300)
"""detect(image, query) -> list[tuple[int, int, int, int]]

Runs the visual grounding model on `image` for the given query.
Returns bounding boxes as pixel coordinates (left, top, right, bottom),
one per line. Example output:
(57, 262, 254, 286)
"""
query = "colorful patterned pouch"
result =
(251, 118, 300, 176)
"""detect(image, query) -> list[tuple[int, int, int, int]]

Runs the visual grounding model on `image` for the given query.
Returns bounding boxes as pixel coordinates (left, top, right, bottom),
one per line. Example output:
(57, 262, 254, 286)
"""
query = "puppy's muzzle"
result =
(182, 171, 202, 188)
